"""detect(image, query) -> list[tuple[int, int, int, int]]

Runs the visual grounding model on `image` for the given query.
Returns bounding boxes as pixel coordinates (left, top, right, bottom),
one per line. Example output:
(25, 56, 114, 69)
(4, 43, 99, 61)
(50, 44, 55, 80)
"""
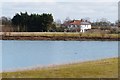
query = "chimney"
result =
(85, 20, 87, 22)
(81, 19, 84, 22)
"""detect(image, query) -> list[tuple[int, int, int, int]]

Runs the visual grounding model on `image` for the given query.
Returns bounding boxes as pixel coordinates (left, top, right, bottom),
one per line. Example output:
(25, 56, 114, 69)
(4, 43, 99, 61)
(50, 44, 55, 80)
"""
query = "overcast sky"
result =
(1, 0, 119, 23)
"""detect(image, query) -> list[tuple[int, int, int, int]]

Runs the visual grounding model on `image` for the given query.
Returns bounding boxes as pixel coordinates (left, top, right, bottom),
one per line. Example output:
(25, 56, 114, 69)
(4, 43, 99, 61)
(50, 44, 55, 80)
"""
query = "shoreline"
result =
(1, 32, 119, 41)
(2, 57, 117, 72)
(2, 57, 118, 78)
(1, 36, 119, 41)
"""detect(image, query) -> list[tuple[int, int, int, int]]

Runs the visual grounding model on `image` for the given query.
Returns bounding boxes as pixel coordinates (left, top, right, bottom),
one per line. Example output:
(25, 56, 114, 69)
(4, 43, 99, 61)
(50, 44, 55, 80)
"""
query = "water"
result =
(2, 41, 118, 71)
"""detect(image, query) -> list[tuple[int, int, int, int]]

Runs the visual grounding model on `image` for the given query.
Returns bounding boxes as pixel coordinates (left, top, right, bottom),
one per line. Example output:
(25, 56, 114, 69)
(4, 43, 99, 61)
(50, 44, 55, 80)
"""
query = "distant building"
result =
(62, 19, 91, 33)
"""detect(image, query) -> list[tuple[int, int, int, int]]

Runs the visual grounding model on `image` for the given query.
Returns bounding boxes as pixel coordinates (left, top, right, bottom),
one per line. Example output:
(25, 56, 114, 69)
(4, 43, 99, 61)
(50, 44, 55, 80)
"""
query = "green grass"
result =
(1, 57, 118, 78)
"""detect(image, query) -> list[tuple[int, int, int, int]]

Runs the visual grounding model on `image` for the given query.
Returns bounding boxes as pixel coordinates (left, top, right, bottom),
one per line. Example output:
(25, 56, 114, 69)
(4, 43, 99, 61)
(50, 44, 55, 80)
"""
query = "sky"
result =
(0, 0, 119, 23)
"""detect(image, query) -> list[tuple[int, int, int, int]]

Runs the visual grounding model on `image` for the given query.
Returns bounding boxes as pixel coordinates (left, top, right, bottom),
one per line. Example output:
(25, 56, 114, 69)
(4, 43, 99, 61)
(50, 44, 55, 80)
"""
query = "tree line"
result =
(1, 12, 54, 32)
(12, 12, 54, 32)
(1, 13, 120, 32)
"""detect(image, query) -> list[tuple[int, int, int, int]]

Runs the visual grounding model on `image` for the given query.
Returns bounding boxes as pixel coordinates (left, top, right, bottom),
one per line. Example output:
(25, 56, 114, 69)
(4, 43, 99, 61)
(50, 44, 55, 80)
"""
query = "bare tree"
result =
(54, 19, 62, 28)
(65, 17, 71, 22)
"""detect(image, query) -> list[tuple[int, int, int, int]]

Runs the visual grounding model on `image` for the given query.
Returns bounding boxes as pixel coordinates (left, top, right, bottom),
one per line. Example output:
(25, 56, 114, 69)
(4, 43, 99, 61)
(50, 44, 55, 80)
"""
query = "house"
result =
(63, 19, 91, 33)
(80, 21, 91, 32)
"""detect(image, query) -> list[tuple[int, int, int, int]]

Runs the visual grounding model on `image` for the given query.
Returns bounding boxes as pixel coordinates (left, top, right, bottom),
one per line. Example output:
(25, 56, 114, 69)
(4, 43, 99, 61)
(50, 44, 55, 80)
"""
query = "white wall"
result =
(80, 24, 91, 33)
(67, 24, 91, 32)
(87, 25, 91, 29)
(81, 25, 91, 29)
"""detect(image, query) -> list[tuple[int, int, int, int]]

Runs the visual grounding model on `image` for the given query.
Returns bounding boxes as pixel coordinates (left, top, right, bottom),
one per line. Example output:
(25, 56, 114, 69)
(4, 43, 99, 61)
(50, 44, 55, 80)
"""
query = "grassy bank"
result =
(1, 32, 119, 41)
(2, 57, 118, 78)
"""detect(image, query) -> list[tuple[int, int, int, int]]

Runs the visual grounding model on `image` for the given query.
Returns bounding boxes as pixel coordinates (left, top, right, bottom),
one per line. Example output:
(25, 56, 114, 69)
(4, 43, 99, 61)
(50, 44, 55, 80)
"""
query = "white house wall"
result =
(67, 24, 91, 32)
(88, 25, 91, 29)
(81, 25, 91, 29)
(81, 25, 86, 29)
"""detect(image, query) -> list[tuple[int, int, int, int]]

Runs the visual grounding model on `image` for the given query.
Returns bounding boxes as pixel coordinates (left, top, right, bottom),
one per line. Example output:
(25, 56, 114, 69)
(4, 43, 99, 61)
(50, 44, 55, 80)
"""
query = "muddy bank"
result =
(1, 36, 119, 41)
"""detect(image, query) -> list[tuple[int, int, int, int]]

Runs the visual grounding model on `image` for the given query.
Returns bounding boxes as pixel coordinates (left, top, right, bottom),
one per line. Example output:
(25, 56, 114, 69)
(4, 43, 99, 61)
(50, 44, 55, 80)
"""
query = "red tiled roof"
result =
(63, 20, 91, 26)
(70, 20, 81, 25)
